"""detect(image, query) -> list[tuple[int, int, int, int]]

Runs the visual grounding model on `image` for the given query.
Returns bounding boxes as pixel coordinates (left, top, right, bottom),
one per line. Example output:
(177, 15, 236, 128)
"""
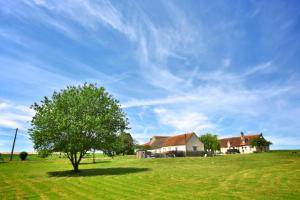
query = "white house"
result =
(219, 132, 270, 154)
(143, 132, 204, 156)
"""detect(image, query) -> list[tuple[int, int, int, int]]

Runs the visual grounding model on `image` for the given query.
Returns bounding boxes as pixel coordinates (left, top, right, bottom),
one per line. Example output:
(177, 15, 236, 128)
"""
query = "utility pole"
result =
(10, 128, 18, 161)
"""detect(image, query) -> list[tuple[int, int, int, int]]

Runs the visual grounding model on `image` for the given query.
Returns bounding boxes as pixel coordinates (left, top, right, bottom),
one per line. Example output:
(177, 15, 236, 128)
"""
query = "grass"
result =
(0, 151, 300, 200)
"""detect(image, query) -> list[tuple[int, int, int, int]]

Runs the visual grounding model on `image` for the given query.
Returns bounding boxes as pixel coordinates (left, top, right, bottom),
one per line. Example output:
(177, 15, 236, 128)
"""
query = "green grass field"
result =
(0, 151, 300, 200)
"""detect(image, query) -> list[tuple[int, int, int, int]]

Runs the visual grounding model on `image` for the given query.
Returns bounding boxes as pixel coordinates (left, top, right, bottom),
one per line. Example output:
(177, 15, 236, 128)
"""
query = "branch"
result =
(78, 151, 86, 164)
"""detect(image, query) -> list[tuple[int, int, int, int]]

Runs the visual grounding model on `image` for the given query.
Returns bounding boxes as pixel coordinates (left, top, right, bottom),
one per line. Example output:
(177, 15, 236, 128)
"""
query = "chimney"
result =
(227, 140, 230, 148)
(241, 131, 244, 137)
(241, 131, 245, 144)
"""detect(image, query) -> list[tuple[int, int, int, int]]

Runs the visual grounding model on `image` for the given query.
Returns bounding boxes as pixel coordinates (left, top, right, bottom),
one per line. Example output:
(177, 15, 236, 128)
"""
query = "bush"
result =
(19, 152, 28, 161)
(37, 150, 50, 158)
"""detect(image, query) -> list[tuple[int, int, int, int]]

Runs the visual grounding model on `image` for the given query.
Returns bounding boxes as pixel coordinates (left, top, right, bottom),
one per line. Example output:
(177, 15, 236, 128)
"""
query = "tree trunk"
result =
(66, 151, 86, 172)
(73, 162, 79, 172)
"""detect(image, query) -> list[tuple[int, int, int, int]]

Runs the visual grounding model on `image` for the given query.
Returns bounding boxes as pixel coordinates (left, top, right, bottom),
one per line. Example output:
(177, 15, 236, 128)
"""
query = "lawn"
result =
(0, 151, 300, 200)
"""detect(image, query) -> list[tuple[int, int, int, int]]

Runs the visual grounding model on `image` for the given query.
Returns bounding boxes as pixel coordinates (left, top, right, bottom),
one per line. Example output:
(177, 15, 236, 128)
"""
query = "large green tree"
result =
(199, 133, 220, 153)
(29, 83, 128, 172)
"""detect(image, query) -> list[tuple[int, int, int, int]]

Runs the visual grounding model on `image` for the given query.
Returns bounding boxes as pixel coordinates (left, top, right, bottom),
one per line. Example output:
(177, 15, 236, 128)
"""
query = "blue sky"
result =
(1, 0, 300, 152)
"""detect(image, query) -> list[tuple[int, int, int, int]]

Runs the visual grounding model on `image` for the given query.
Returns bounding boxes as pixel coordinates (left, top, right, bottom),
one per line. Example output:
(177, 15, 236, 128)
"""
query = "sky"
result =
(0, 0, 300, 152)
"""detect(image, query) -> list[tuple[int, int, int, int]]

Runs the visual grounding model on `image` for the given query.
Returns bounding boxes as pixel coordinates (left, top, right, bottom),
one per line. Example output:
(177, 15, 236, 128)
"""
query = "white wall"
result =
(220, 147, 228, 154)
(186, 134, 204, 151)
(238, 146, 256, 154)
(221, 146, 257, 154)
(150, 145, 186, 153)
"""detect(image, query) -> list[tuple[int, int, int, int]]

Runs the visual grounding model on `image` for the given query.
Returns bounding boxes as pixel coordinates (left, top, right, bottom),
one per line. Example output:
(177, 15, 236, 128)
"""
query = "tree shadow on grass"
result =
(79, 160, 111, 165)
(48, 167, 150, 177)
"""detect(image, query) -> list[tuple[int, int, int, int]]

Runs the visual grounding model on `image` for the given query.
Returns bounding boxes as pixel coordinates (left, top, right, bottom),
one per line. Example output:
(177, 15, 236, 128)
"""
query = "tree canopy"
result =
(251, 137, 272, 148)
(115, 132, 135, 155)
(199, 133, 220, 153)
(29, 83, 128, 172)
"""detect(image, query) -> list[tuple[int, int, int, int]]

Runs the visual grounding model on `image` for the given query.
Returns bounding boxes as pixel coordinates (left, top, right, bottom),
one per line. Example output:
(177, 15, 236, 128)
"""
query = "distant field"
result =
(0, 151, 300, 200)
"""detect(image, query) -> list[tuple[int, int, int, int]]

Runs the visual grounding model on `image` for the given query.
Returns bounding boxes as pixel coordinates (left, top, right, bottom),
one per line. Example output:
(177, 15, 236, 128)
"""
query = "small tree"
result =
(37, 149, 51, 158)
(251, 137, 272, 152)
(199, 133, 220, 154)
(115, 132, 135, 155)
(29, 83, 128, 172)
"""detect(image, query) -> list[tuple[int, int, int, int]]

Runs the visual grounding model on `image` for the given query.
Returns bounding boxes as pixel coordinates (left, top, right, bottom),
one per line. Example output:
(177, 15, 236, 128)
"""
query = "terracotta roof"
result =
(219, 133, 262, 148)
(162, 133, 194, 147)
(143, 133, 195, 149)
(143, 142, 151, 147)
(150, 137, 169, 149)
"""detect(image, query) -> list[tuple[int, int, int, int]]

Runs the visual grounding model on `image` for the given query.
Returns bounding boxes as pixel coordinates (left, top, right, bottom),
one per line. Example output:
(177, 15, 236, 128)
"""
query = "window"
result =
(175, 147, 178, 151)
(193, 146, 197, 151)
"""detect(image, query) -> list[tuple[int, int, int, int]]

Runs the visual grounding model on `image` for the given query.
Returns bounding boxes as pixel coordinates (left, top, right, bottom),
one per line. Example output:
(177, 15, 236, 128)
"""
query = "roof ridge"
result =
(169, 132, 194, 137)
(153, 132, 194, 139)
(220, 133, 262, 140)
(152, 136, 170, 138)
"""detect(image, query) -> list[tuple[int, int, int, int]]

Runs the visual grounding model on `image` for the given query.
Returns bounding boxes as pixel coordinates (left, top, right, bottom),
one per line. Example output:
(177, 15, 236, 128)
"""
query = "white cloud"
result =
(18, 1, 198, 92)
(154, 108, 215, 132)
(267, 135, 300, 146)
(0, 100, 33, 130)
(26, 0, 136, 40)
(123, 95, 199, 108)
(124, 81, 296, 117)
(0, 118, 20, 129)
(242, 61, 274, 77)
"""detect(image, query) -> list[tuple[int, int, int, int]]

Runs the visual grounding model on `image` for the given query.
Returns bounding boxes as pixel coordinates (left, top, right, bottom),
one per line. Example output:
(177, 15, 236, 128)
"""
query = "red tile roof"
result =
(219, 133, 262, 148)
(162, 133, 194, 147)
(143, 133, 195, 149)
(150, 137, 169, 149)
(143, 142, 151, 147)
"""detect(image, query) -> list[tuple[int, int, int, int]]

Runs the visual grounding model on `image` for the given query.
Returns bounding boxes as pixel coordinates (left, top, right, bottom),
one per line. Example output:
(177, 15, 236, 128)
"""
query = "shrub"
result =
(19, 152, 28, 161)
(38, 150, 50, 158)
(0, 153, 4, 162)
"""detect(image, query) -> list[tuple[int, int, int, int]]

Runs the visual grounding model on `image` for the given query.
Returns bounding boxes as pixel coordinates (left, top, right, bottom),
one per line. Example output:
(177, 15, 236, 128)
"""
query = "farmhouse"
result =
(219, 132, 270, 154)
(143, 132, 204, 156)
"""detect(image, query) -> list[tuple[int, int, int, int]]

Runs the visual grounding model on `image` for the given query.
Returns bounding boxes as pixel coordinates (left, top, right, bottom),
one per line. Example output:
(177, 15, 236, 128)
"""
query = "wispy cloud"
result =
(0, 100, 33, 130)
(154, 108, 215, 133)
(123, 95, 199, 108)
